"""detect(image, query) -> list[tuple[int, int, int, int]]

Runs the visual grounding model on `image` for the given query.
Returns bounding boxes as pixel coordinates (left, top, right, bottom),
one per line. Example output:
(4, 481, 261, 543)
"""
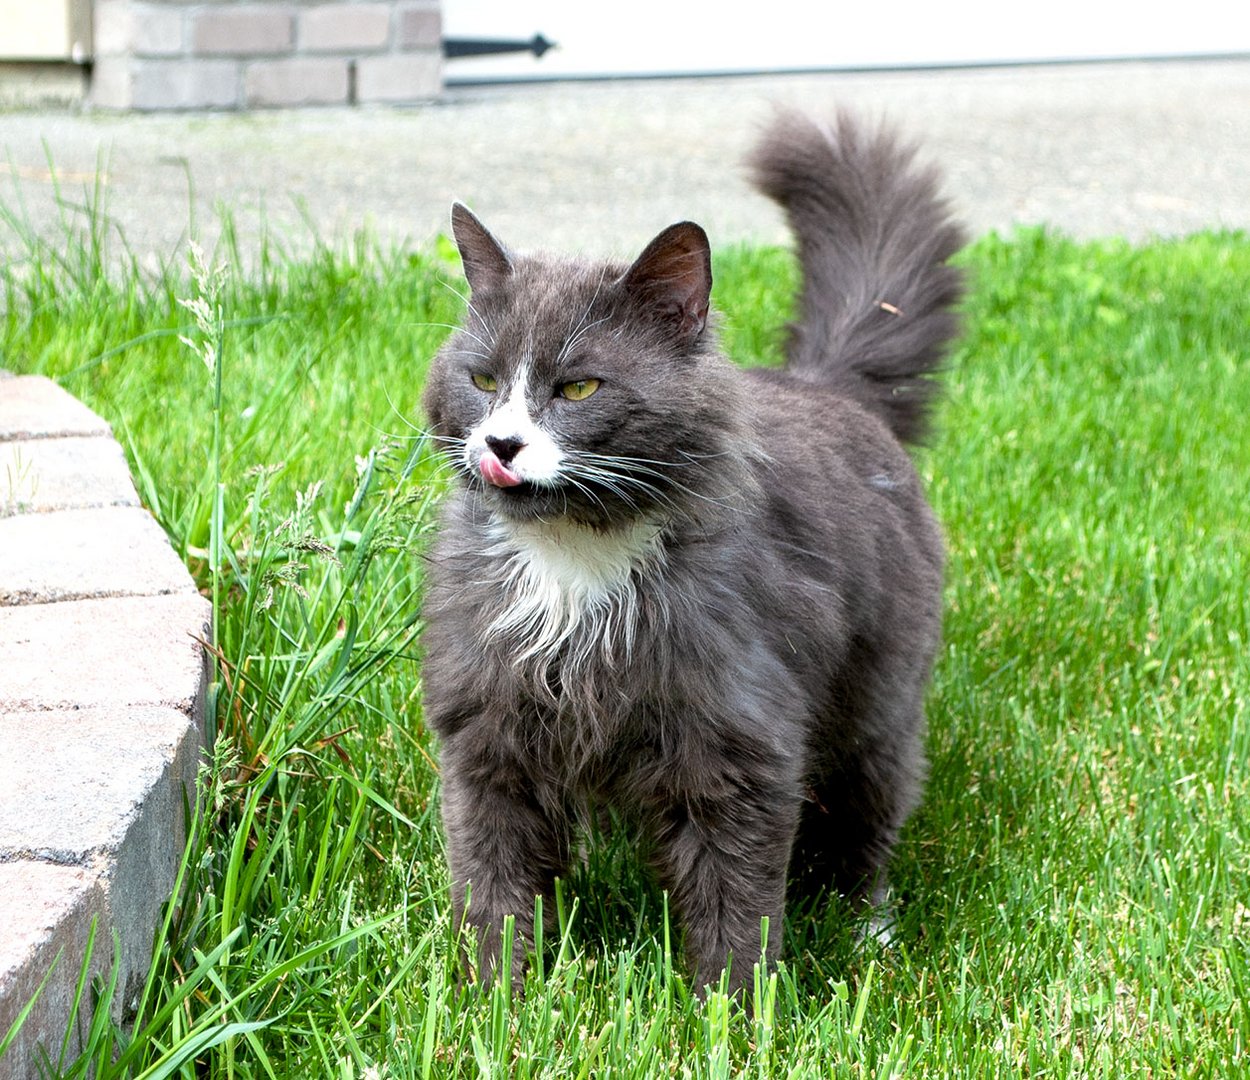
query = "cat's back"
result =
(739, 366, 943, 634)
(744, 366, 934, 519)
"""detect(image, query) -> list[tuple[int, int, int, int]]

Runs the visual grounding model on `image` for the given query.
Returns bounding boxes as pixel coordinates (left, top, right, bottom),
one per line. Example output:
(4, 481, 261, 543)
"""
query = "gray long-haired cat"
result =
(419, 110, 966, 993)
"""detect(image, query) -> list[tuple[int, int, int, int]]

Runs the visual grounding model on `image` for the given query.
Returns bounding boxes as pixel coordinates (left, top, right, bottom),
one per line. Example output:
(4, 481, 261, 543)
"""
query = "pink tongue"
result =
(479, 450, 523, 488)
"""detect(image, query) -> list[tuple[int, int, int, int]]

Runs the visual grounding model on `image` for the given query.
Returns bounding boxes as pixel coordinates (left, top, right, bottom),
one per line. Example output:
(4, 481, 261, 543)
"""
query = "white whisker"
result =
(439, 279, 496, 347)
(561, 452, 741, 514)
(555, 270, 611, 366)
(379, 384, 425, 435)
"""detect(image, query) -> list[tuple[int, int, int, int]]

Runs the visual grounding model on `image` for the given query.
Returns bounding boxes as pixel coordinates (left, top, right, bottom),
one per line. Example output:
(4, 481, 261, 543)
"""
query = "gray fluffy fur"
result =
(419, 109, 967, 993)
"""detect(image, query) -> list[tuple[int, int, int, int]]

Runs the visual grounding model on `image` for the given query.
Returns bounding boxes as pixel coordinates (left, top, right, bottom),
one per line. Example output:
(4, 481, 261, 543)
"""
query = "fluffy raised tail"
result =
(748, 110, 967, 444)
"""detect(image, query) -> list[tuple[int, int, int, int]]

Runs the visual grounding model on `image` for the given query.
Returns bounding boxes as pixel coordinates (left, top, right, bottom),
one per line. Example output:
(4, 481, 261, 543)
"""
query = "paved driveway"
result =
(1, 58, 1248, 267)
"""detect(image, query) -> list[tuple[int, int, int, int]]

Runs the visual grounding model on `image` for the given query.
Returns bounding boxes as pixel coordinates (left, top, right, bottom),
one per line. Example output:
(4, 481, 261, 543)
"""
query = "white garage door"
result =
(443, 0, 1250, 82)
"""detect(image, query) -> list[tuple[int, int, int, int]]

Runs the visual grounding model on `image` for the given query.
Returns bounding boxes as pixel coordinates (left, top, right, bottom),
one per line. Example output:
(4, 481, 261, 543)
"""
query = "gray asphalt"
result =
(1, 57, 1248, 268)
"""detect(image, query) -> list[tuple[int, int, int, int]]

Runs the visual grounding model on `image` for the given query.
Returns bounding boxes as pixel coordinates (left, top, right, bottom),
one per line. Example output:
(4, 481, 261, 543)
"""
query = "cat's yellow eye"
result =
(471, 373, 498, 393)
(559, 378, 601, 401)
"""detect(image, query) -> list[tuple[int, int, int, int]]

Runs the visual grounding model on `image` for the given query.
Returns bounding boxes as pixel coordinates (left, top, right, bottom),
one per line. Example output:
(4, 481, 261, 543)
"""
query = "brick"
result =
(106, 715, 207, 1016)
(88, 55, 136, 109)
(131, 3, 186, 56)
(0, 862, 102, 991)
(0, 708, 206, 962)
(129, 57, 240, 109)
(191, 6, 293, 56)
(95, 0, 185, 60)
(0, 506, 196, 605)
(356, 52, 441, 104)
(93, 0, 135, 56)
(0, 707, 196, 863)
(300, 3, 391, 52)
(245, 56, 350, 107)
(0, 593, 210, 713)
(0, 861, 107, 1077)
(0, 437, 138, 517)
(397, 2, 441, 49)
(0, 375, 110, 441)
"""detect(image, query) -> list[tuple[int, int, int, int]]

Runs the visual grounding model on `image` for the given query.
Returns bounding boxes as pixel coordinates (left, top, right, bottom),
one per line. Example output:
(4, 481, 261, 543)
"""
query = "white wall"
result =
(443, 0, 1250, 81)
(0, 0, 91, 61)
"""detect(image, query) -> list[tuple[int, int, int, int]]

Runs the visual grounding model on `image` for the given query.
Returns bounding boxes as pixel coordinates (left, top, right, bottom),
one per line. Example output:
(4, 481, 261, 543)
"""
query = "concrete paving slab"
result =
(0, 707, 206, 1054)
(0, 593, 210, 713)
(0, 506, 197, 605)
(0, 861, 108, 1079)
(0, 436, 139, 517)
(0, 375, 112, 442)
(0, 707, 197, 863)
(104, 707, 207, 1020)
(0, 860, 102, 985)
(0, 862, 103, 993)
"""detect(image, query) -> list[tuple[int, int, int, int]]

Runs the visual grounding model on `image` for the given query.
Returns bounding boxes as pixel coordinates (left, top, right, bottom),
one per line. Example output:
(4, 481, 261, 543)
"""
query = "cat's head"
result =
(423, 203, 747, 529)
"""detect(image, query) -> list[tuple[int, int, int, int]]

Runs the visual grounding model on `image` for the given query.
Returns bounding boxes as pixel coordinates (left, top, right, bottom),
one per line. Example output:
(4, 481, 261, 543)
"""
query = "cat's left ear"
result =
(620, 222, 712, 345)
(451, 202, 513, 295)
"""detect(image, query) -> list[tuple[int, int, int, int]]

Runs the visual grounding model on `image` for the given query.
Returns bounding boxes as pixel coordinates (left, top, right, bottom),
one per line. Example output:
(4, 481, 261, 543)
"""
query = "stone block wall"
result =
(0, 372, 212, 1072)
(90, 0, 442, 110)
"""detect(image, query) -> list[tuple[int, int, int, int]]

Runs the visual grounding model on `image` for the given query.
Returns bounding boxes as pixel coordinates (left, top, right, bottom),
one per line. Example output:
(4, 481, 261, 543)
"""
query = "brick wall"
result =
(90, 0, 442, 110)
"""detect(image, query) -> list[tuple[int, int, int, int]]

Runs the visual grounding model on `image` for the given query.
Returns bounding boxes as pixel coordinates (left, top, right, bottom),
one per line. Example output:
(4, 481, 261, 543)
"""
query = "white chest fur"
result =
(483, 516, 666, 669)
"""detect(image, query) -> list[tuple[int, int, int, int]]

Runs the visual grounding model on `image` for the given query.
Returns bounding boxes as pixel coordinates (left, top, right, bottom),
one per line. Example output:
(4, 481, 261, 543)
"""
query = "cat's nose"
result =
(485, 434, 525, 464)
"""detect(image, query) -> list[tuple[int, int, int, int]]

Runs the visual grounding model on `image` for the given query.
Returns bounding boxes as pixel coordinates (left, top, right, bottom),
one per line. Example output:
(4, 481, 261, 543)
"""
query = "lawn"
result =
(2, 198, 1248, 1078)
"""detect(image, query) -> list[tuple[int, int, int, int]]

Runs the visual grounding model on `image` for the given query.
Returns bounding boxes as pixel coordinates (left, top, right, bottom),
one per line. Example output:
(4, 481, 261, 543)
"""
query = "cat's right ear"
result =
(450, 202, 512, 294)
(620, 221, 712, 345)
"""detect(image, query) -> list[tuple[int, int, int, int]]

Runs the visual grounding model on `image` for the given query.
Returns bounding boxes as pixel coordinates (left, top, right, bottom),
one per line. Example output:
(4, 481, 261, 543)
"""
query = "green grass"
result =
(2, 193, 1248, 1078)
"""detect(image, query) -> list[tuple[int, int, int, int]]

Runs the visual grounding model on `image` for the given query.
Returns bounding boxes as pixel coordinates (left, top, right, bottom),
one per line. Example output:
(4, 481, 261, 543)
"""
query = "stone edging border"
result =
(0, 371, 210, 1073)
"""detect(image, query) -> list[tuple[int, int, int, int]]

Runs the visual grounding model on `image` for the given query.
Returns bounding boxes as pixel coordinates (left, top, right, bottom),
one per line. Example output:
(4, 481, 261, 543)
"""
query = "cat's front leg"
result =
(440, 734, 567, 989)
(652, 785, 800, 995)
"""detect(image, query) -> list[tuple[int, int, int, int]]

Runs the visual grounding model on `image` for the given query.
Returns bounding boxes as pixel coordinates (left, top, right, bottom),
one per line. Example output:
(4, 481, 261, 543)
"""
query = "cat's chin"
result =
(460, 471, 612, 528)
(487, 483, 548, 516)
(474, 482, 626, 532)
(472, 478, 569, 518)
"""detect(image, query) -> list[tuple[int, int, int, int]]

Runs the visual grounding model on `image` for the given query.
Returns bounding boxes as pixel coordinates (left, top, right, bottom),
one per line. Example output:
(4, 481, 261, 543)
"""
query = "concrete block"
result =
(0, 863, 102, 998)
(0, 437, 139, 517)
(0, 707, 197, 864)
(0, 593, 210, 713)
(356, 52, 441, 103)
(88, 55, 136, 109)
(299, 3, 392, 52)
(244, 56, 350, 107)
(96, 710, 206, 1015)
(93, 0, 135, 56)
(0, 712, 203, 1064)
(191, 6, 294, 56)
(131, 3, 187, 57)
(94, 0, 185, 60)
(397, 2, 441, 49)
(0, 375, 111, 442)
(0, 861, 108, 1079)
(0, 507, 196, 605)
(129, 58, 241, 110)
